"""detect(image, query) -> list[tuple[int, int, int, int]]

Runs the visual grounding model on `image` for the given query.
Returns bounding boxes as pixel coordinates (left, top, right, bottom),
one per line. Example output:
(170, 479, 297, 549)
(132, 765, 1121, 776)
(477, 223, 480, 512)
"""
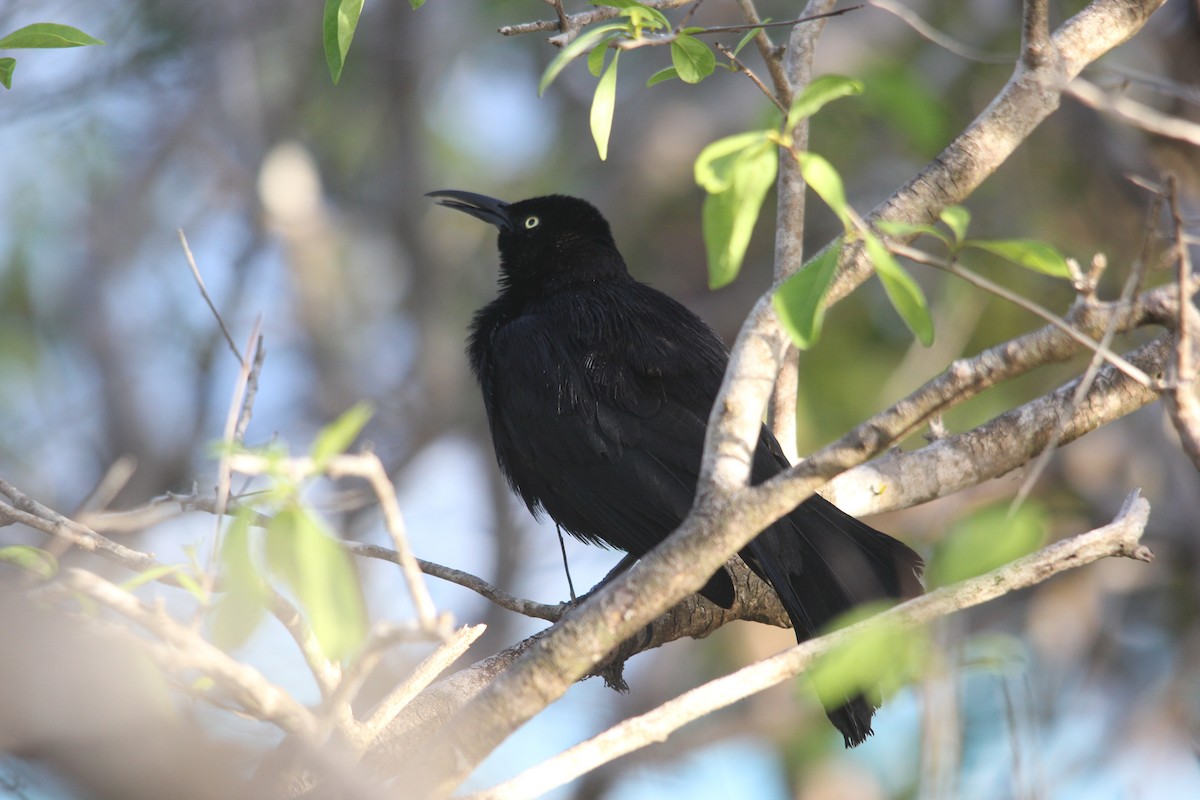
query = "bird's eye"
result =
(524, 216, 540, 229)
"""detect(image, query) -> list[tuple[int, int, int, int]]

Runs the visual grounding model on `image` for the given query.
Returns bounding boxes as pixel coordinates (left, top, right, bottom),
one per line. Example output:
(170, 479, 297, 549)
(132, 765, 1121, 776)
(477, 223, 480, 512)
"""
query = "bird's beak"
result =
(427, 190, 513, 231)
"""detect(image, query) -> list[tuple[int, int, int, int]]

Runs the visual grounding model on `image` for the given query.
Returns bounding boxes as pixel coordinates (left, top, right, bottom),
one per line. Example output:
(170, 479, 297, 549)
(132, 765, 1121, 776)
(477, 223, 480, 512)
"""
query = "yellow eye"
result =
(524, 216, 540, 229)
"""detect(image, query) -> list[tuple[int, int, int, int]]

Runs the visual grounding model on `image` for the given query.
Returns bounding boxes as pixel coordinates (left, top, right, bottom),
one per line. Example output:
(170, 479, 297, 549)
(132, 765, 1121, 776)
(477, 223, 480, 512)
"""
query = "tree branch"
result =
(469, 491, 1152, 800)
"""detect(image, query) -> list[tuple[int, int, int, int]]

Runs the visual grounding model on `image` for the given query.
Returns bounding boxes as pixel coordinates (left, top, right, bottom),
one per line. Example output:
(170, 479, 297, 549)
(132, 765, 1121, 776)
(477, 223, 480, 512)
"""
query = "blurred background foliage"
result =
(1, 1, 1198, 798)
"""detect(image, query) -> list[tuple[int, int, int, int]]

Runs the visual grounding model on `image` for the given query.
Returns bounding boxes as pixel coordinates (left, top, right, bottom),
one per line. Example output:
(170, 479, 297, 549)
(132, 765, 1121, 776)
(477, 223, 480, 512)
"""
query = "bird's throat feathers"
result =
(497, 233, 629, 297)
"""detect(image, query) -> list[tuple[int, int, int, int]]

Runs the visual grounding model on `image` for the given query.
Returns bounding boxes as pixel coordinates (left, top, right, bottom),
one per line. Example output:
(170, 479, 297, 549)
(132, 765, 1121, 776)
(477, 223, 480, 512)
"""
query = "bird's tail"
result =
(741, 493, 923, 747)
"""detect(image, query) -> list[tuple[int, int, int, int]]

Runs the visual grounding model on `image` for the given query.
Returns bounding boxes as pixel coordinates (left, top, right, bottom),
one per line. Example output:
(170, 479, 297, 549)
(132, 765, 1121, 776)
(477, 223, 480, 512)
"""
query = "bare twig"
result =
(1164, 175, 1200, 469)
(1010, 199, 1158, 511)
(868, 0, 1013, 64)
(714, 42, 785, 113)
(345, 541, 566, 622)
(891, 243, 1154, 387)
(178, 229, 242, 363)
(734, 0, 789, 104)
(1068, 78, 1200, 148)
(51, 568, 323, 742)
(0, 477, 165, 574)
(468, 492, 1152, 800)
(360, 624, 487, 746)
(199, 318, 264, 622)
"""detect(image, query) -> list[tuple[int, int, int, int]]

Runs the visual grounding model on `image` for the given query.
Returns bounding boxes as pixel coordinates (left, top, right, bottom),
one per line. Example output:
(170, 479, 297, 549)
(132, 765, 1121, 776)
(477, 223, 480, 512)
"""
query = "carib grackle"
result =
(429, 190, 923, 747)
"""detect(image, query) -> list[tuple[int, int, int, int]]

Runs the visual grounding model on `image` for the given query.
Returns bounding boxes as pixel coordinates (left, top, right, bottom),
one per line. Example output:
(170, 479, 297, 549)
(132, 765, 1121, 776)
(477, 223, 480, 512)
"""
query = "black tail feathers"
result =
(742, 493, 923, 747)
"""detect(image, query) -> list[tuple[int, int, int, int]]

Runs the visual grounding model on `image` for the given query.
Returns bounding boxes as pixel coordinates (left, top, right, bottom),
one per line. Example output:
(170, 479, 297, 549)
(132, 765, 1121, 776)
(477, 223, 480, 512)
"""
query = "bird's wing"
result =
(484, 290, 726, 560)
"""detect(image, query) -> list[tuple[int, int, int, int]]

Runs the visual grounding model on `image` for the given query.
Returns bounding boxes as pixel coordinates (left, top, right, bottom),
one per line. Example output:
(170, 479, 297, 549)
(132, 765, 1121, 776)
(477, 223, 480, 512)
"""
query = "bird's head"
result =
(428, 190, 626, 289)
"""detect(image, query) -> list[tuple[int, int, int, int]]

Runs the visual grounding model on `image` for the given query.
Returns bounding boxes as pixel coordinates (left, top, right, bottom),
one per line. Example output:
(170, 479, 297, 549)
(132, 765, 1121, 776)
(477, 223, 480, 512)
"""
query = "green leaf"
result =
(773, 244, 841, 349)
(266, 505, 368, 661)
(0, 545, 57, 579)
(323, 0, 365, 84)
(966, 239, 1071, 278)
(670, 34, 715, 84)
(0, 23, 105, 49)
(409, 0, 426, 8)
(732, 24, 766, 57)
(210, 509, 268, 651)
(939, 206, 971, 243)
(120, 564, 192, 593)
(587, 41, 608, 77)
(0, 58, 13, 89)
(877, 219, 947, 244)
(694, 130, 771, 193)
(597, 0, 670, 31)
(700, 140, 778, 288)
(310, 401, 373, 468)
(646, 66, 678, 87)
(863, 231, 934, 345)
(928, 502, 1046, 588)
(796, 151, 849, 228)
(785, 74, 864, 131)
(540, 22, 626, 96)
(590, 51, 620, 161)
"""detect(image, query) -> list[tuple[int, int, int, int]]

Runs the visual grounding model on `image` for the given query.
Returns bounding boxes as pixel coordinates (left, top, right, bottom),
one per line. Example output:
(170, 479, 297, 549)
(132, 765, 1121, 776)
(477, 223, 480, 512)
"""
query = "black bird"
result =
(430, 190, 923, 747)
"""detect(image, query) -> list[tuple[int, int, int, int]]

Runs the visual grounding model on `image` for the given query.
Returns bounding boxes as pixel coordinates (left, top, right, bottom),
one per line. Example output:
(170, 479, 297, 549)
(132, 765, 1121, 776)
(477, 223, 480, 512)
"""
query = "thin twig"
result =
(868, 0, 1012, 64)
(199, 318, 264, 622)
(467, 492, 1152, 800)
(52, 568, 323, 743)
(1009, 257, 1147, 513)
(345, 541, 566, 622)
(1164, 175, 1200, 468)
(735, 0, 789, 104)
(890, 243, 1154, 387)
(361, 624, 487, 746)
(1068, 78, 1200, 149)
(178, 229, 242, 363)
(715, 43, 786, 113)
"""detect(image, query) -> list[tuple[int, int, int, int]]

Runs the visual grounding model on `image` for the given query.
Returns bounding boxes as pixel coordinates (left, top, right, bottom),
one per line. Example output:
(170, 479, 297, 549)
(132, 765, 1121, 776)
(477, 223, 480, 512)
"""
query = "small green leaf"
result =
(590, 51, 620, 161)
(267, 505, 368, 661)
(310, 401, 373, 469)
(670, 34, 715, 84)
(120, 564, 191, 593)
(700, 140, 778, 288)
(0, 545, 57, 579)
(598, 0, 670, 31)
(877, 219, 947, 244)
(732, 24, 766, 57)
(796, 151, 849, 228)
(587, 41, 608, 77)
(694, 130, 771, 193)
(966, 239, 1071, 278)
(939, 206, 971, 243)
(786, 74, 864, 131)
(646, 66, 678, 87)
(928, 502, 1046, 588)
(540, 22, 626, 96)
(863, 231, 934, 345)
(323, 0, 365, 84)
(773, 244, 841, 349)
(409, 0, 426, 8)
(0, 58, 13, 89)
(0, 23, 105, 49)
(211, 509, 268, 651)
